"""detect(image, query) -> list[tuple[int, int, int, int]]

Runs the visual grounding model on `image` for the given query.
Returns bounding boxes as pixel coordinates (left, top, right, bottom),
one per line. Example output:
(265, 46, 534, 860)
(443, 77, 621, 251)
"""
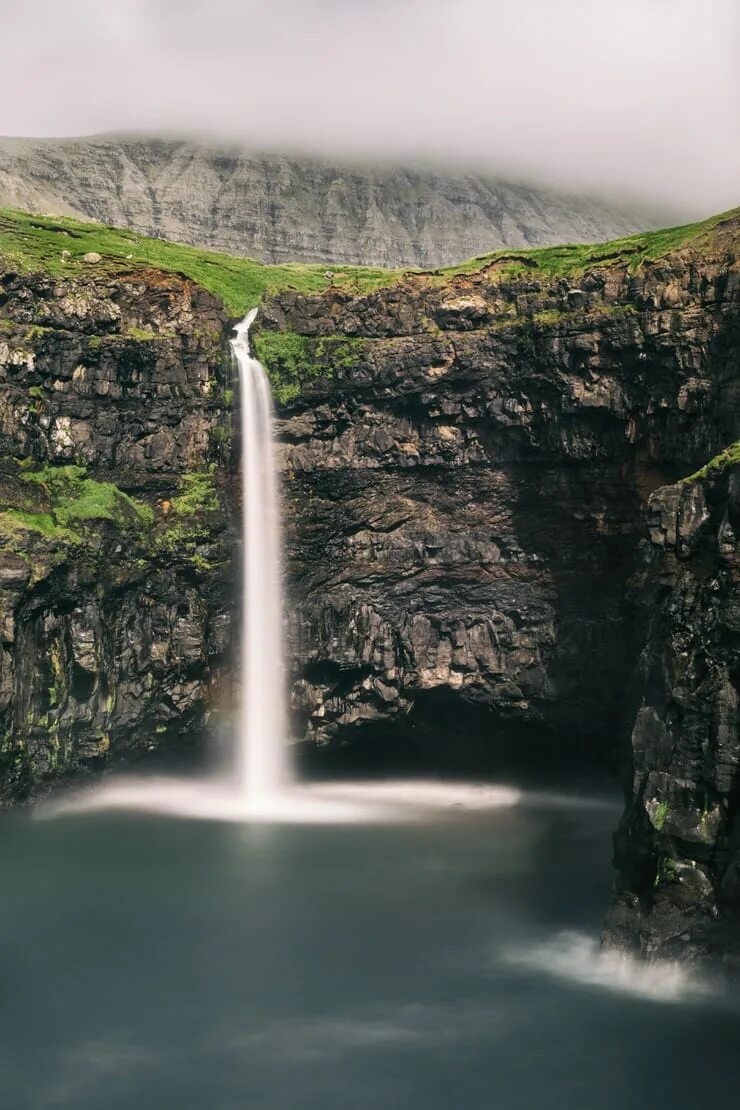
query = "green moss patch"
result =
(0, 463, 153, 555)
(0, 509, 75, 546)
(252, 332, 367, 403)
(170, 466, 219, 516)
(683, 442, 740, 483)
(21, 463, 154, 531)
(156, 467, 222, 572)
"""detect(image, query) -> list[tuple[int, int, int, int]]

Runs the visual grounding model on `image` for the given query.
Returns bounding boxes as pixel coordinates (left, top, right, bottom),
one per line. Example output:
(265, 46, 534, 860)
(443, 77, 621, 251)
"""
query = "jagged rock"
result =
(602, 464, 740, 965)
(264, 222, 740, 961)
(262, 223, 740, 779)
(0, 266, 234, 801)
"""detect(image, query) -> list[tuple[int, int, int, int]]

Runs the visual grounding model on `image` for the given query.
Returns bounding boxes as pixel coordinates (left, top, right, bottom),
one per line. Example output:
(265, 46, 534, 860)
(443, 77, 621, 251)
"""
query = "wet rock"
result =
(603, 463, 740, 964)
(267, 223, 740, 781)
(0, 265, 235, 802)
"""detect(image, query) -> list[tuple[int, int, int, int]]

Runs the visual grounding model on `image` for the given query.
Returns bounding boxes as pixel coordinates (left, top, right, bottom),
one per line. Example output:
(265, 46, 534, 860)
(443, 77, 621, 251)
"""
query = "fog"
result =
(1, 0, 738, 213)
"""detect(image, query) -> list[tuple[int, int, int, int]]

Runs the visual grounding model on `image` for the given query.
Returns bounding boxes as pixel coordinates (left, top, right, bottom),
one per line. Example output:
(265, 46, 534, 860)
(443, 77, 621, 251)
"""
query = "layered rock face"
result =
(0, 136, 666, 268)
(0, 265, 233, 799)
(603, 462, 740, 964)
(258, 220, 739, 780)
(1, 206, 739, 961)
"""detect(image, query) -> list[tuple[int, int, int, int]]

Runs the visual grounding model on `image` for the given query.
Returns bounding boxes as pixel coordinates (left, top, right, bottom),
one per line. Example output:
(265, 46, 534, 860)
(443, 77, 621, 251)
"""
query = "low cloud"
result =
(1, 0, 738, 213)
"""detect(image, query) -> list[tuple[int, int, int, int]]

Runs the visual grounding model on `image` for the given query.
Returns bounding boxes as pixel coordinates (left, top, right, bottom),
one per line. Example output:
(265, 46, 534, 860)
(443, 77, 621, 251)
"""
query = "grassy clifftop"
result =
(438, 206, 740, 281)
(0, 205, 737, 318)
(0, 209, 401, 315)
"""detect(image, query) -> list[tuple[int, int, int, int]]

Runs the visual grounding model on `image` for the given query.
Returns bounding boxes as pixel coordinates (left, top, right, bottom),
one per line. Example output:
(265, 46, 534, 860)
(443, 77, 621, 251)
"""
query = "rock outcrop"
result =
(0, 264, 234, 799)
(254, 215, 739, 780)
(603, 458, 740, 964)
(257, 210, 740, 957)
(0, 136, 668, 268)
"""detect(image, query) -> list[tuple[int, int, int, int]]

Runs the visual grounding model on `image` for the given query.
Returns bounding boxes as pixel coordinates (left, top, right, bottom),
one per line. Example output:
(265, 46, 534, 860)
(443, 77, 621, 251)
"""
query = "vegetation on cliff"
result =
(0, 460, 225, 576)
(251, 333, 368, 403)
(0, 462, 154, 551)
(437, 206, 740, 281)
(683, 441, 740, 482)
(0, 209, 400, 316)
(2, 205, 738, 323)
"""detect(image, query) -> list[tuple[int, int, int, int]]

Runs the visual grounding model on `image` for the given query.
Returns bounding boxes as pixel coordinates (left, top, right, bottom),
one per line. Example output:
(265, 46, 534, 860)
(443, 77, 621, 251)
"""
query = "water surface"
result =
(1, 789, 737, 1109)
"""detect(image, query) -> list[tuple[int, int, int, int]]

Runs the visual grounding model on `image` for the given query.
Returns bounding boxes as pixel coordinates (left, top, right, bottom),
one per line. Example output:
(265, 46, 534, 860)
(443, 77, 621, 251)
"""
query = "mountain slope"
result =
(1, 205, 728, 321)
(0, 136, 670, 268)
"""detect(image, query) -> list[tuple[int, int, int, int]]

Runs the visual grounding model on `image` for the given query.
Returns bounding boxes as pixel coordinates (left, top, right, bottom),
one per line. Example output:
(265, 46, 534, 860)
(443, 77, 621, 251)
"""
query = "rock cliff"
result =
(603, 455, 740, 964)
(0, 136, 667, 268)
(257, 208, 739, 957)
(1, 203, 739, 961)
(0, 263, 234, 799)
(255, 214, 739, 778)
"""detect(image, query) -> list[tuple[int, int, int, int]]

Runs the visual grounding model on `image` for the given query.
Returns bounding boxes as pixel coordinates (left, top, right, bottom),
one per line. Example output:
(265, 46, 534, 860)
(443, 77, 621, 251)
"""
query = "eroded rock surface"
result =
(603, 464, 740, 964)
(259, 219, 739, 772)
(0, 265, 234, 799)
(0, 136, 666, 268)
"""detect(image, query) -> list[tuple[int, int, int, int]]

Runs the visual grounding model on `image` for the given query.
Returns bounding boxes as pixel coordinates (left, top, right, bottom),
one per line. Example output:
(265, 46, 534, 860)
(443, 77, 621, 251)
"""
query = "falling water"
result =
(230, 309, 291, 802)
(43, 318, 562, 822)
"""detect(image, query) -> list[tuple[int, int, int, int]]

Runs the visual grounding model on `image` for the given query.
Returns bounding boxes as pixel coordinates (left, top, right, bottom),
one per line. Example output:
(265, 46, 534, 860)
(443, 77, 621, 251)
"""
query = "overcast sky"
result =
(1, 0, 738, 214)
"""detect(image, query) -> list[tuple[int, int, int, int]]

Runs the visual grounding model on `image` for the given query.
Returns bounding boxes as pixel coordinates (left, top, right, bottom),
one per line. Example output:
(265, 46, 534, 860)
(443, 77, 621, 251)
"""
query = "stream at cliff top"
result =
(2, 789, 740, 1110)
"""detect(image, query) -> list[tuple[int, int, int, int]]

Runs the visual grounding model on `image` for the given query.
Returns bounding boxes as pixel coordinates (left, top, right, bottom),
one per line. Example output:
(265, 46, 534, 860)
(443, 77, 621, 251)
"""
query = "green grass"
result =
(170, 467, 219, 516)
(1, 204, 736, 334)
(683, 441, 740, 483)
(437, 206, 740, 282)
(0, 208, 405, 316)
(653, 800, 669, 831)
(251, 332, 368, 404)
(156, 467, 222, 571)
(18, 463, 153, 535)
(0, 509, 71, 541)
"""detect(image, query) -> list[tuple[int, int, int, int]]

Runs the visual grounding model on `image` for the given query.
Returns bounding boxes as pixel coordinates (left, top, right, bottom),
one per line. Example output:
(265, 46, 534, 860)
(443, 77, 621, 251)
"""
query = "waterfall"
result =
(45, 314, 526, 823)
(230, 309, 291, 803)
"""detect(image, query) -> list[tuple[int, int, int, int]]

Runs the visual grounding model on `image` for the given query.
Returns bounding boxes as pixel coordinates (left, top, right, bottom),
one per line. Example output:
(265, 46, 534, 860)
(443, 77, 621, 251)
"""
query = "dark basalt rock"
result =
(2, 215, 740, 963)
(0, 266, 235, 800)
(264, 228, 739, 777)
(602, 464, 740, 965)
(265, 225, 740, 958)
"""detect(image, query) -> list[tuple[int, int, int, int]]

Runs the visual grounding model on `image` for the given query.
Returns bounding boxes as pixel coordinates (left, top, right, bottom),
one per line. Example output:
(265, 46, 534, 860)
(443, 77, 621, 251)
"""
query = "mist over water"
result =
(4, 796, 739, 1110)
(504, 930, 717, 1003)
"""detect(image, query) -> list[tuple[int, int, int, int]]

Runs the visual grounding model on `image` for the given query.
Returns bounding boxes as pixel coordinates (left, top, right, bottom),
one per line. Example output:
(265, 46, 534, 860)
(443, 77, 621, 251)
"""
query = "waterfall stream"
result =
(231, 310, 291, 802)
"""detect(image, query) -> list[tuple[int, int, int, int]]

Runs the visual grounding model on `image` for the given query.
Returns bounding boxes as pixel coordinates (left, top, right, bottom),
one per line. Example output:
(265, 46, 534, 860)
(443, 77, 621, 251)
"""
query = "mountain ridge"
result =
(0, 135, 673, 269)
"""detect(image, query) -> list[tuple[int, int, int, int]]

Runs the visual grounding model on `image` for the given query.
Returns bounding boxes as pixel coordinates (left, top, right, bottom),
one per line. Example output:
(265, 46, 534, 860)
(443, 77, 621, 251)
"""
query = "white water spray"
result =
(231, 309, 291, 803)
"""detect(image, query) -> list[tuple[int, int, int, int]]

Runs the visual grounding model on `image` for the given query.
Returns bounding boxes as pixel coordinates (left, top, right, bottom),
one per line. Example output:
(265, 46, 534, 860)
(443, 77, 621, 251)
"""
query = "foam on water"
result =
(504, 930, 715, 1003)
(39, 777, 523, 824)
